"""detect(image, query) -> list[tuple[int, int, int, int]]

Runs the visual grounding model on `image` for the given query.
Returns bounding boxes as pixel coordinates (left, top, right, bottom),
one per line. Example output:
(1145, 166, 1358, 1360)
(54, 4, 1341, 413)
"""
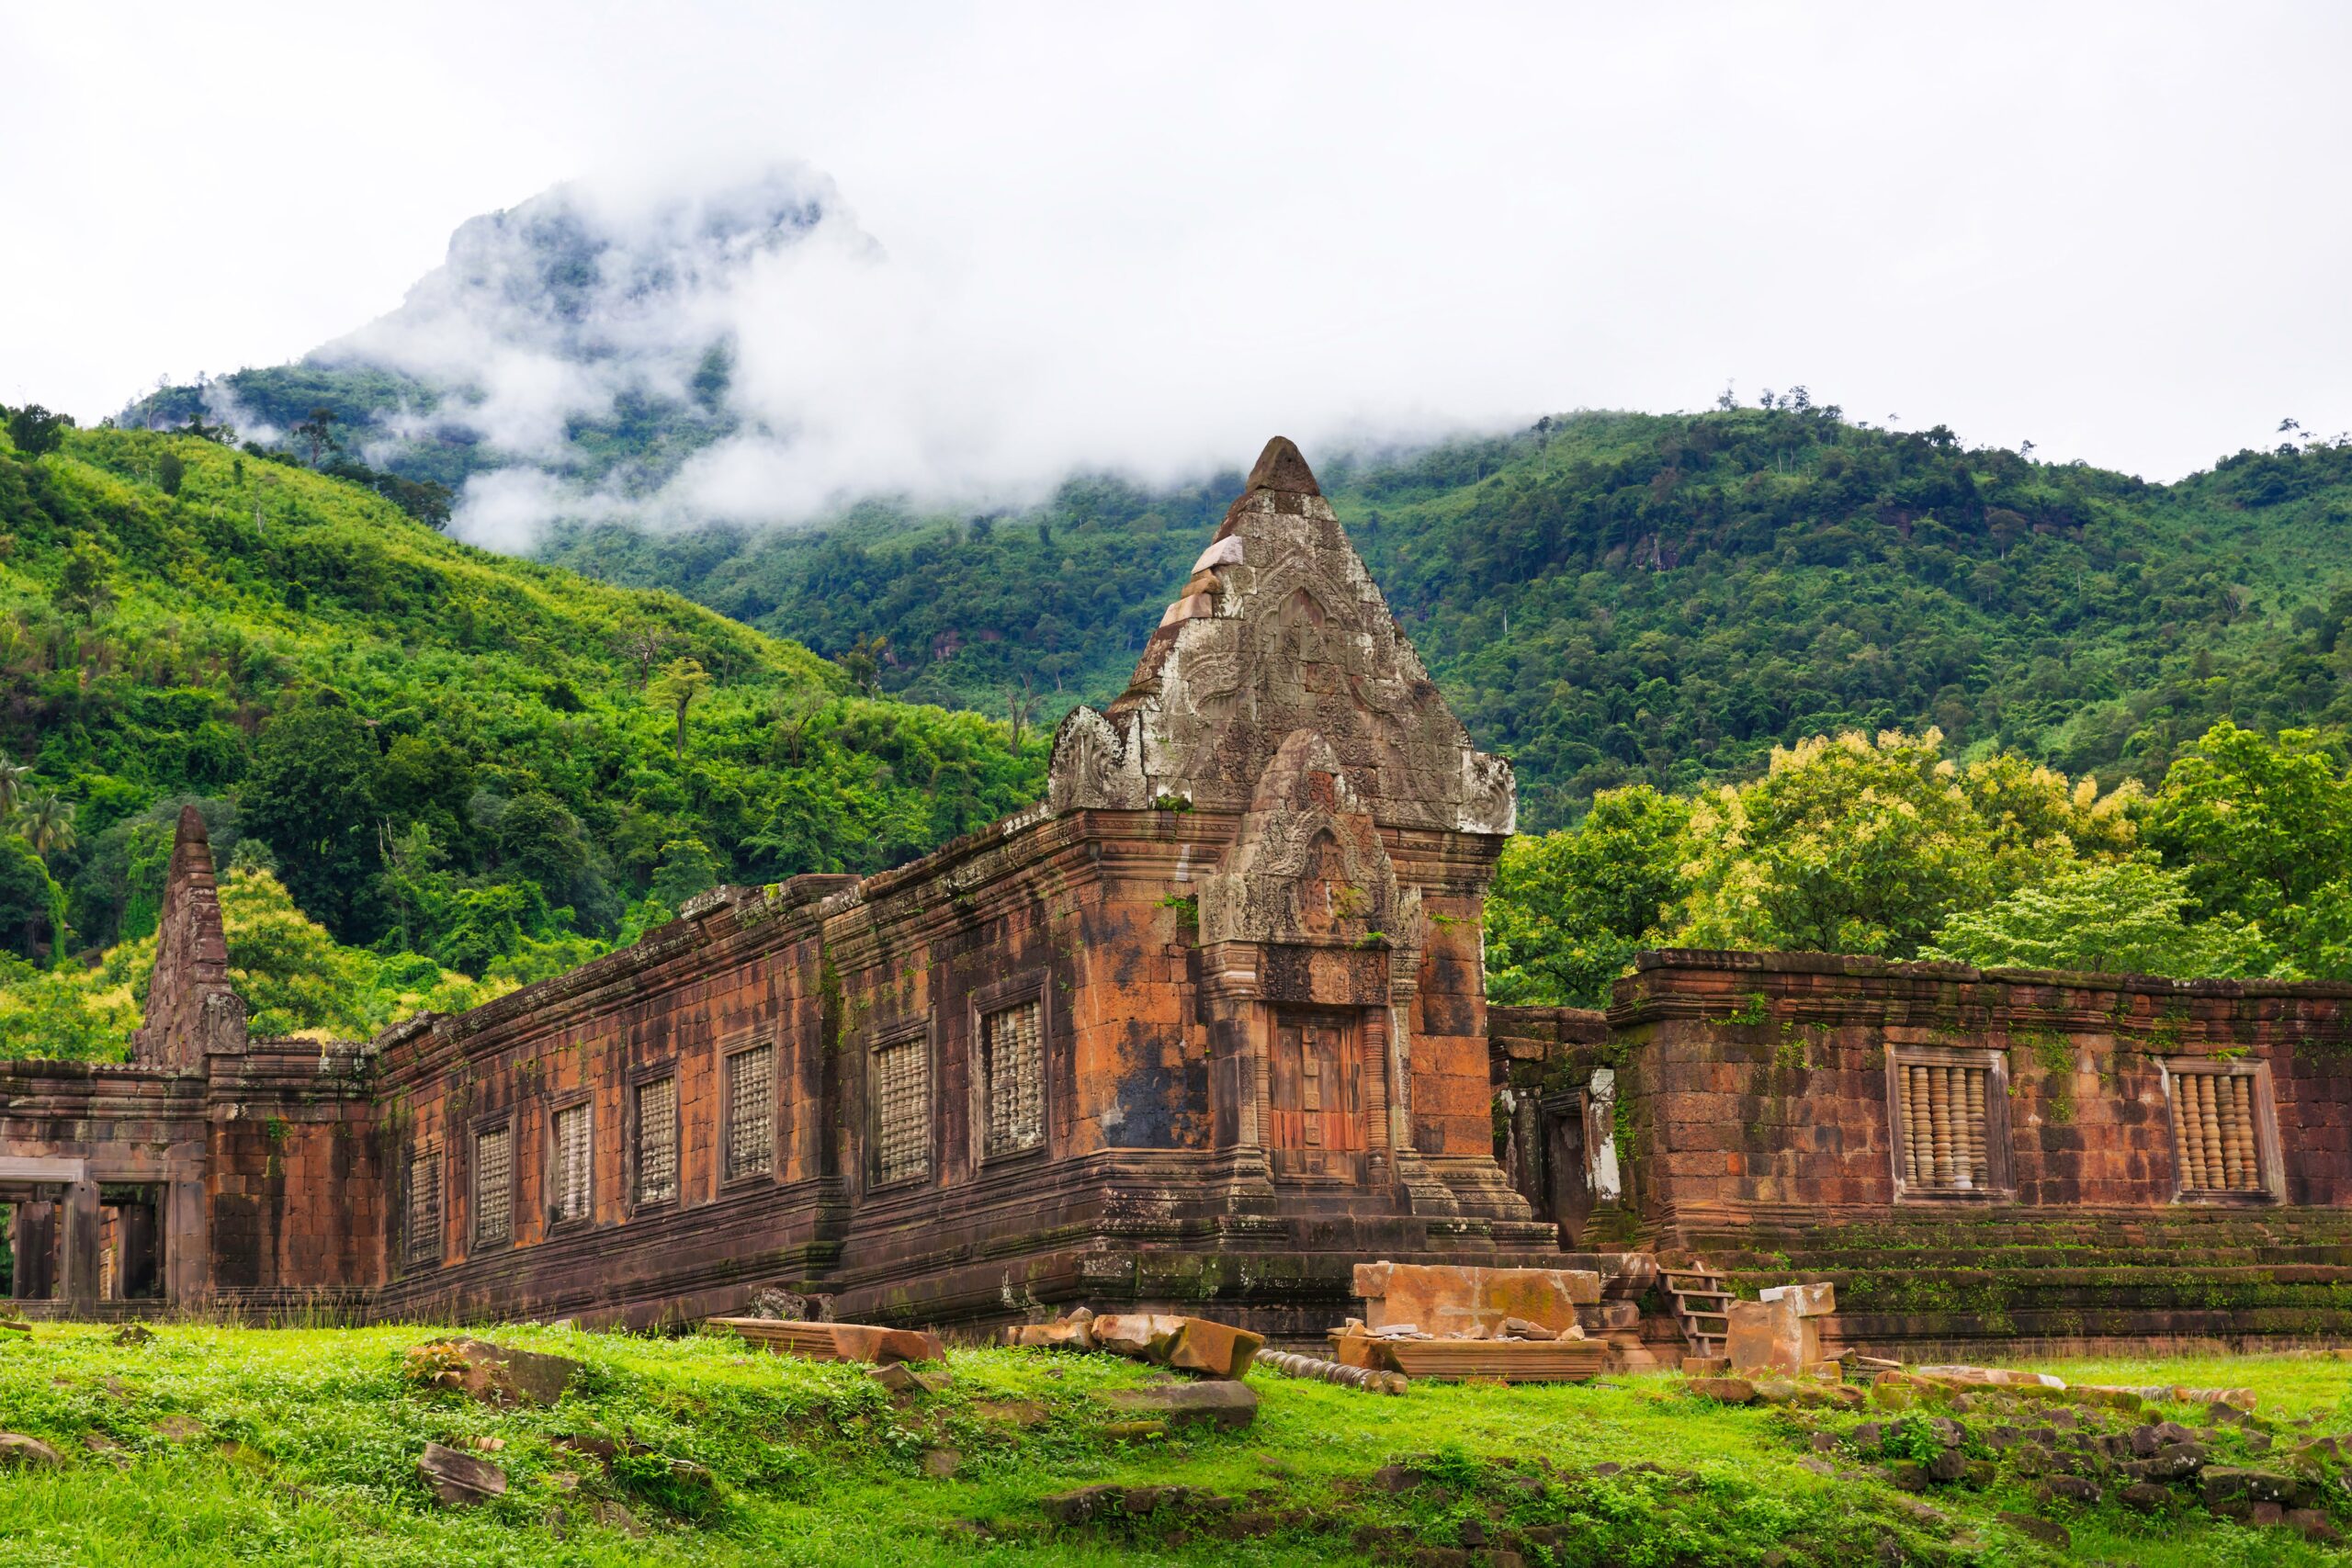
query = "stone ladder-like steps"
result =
(1663, 1263, 1731, 1360)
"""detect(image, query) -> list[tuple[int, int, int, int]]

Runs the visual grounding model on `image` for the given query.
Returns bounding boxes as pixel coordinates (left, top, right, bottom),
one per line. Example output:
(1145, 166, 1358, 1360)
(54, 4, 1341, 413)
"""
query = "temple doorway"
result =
(1269, 1010, 1366, 1180)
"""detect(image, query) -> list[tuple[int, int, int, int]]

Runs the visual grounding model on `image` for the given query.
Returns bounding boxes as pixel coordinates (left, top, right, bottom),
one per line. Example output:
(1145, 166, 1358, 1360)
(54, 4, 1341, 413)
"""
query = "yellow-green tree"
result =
(649, 657, 714, 757)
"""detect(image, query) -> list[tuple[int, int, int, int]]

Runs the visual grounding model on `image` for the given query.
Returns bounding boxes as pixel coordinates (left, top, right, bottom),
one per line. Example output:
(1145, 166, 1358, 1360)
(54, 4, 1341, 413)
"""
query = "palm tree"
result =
(17, 791, 75, 859)
(0, 755, 28, 818)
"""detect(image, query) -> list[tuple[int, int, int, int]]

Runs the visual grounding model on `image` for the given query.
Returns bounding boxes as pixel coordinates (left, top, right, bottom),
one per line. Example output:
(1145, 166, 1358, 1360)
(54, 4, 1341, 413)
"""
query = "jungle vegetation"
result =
(0, 416, 1044, 1055)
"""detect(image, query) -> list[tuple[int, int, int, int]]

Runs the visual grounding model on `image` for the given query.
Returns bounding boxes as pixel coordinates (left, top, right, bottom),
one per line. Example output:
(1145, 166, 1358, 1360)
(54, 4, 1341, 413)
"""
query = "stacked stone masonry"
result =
(6, 444, 2352, 1354)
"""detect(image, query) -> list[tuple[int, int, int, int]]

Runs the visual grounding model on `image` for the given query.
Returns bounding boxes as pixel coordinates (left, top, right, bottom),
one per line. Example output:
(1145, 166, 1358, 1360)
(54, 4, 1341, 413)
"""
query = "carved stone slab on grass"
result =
(409, 1337, 579, 1407)
(418, 1441, 508, 1507)
(711, 1318, 946, 1365)
(1091, 1381, 1259, 1429)
(0, 1434, 62, 1468)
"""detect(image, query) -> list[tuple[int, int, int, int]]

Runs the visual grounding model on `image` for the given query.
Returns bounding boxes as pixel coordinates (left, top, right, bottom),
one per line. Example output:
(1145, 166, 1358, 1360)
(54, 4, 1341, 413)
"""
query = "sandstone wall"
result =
(1607, 950, 2352, 1227)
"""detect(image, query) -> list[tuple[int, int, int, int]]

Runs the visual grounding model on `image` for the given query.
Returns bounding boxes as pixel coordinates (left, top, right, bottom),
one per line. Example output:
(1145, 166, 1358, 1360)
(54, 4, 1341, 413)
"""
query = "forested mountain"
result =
(544, 406, 2352, 829)
(0, 416, 1043, 1035)
(120, 172, 2352, 833)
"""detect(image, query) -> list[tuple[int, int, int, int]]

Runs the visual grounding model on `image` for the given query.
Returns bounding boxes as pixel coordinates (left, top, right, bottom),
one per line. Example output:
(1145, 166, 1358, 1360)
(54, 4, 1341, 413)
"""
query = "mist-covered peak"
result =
(126, 163, 879, 532)
(329, 164, 849, 371)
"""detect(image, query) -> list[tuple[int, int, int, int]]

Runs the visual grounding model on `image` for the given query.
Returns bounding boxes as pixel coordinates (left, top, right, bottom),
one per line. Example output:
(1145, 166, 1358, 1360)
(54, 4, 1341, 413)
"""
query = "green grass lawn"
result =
(0, 1322, 2347, 1566)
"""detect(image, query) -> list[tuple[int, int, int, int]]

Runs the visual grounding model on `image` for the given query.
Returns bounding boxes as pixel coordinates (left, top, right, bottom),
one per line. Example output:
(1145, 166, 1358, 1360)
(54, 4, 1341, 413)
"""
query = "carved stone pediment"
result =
(1198, 730, 1417, 949)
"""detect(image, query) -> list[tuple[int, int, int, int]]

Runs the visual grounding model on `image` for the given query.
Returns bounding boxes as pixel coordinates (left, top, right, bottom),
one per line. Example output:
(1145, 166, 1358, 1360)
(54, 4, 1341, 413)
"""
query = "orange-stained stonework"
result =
(13, 442, 2352, 1355)
(0, 441, 1556, 1334)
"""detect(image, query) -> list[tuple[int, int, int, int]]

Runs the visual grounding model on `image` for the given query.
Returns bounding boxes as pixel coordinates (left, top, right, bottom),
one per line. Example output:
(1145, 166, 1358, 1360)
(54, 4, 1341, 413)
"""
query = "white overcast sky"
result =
(3, 1, 2348, 487)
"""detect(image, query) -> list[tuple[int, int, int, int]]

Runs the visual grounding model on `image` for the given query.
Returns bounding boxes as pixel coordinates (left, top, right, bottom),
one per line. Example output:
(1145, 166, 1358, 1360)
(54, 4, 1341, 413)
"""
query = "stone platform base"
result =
(1669, 1206, 2352, 1359)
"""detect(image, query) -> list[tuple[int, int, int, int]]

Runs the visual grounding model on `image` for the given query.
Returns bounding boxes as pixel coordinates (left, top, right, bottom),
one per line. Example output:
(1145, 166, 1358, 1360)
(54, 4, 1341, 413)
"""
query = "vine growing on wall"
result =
(2014, 1030, 2075, 1124)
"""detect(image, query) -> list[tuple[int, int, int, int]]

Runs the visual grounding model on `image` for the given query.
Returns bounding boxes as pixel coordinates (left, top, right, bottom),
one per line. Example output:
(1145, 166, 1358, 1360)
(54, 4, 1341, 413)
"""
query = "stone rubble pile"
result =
(1001, 1306, 1264, 1380)
(1686, 1352, 2347, 1545)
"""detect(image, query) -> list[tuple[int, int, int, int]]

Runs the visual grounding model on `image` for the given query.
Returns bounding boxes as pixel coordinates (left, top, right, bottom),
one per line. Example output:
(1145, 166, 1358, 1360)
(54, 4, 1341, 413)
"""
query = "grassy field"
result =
(0, 1322, 2347, 1566)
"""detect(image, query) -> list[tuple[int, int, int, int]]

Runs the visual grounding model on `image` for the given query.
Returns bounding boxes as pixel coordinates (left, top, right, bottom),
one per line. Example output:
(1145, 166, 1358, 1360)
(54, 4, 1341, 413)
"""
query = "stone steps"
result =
(1662, 1265, 1729, 1359)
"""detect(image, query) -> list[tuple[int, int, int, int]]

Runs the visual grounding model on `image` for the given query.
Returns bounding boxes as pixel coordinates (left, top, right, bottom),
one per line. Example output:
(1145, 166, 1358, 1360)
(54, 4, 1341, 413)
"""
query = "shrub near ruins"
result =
(1490, 721, 2352, 1005)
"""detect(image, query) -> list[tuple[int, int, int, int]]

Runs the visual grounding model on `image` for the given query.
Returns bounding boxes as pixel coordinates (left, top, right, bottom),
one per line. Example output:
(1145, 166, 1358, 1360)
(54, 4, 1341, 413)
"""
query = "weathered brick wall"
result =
(1407, 863, 1500, 1162)
(0, 1062, 209, 1305)
(203, 1043, 382, 1294)
(817, 810, 1224, 1321)
(1609, 951, 2352, 1227)
(368, 876, 846, 1325)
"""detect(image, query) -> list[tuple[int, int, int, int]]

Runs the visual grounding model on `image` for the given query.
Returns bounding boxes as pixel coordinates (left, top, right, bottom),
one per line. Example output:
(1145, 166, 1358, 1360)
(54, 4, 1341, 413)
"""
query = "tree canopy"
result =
(1488, 722, 2345, 1007)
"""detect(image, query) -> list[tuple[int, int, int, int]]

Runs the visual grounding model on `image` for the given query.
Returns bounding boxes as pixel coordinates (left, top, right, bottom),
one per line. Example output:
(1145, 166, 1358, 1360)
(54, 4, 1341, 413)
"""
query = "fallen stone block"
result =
(418, 1440, 508, 1507)
(409, 1337, 579, 1407)
(1997, 1512, 2069, 1549)
(1687, 1376, 1757, 1404)
(714, 1318, 945, 1365)
(1757, 1281, 1836, 1318)
(1680, 1355, 1730, 1376)
(972, 1398, 1048, 1427)
(2288, 1507, 2343, 1543)
(1011, 1313, 1096, 1350)
(1360, 1336, 1606, 1382)
(2040, 1475, 2100, 1506)
(2119, 1482, 2172, 1512)
(0, 1433, 62, 1469)
(1163, 1317, 1263, 1380)
(1913, 1364, 2064, 1391)
(1725, 1298, 1815, 1377)
(1092, 1381, 1258, 1430)
(869, 1362, 919, 1395)
(2068, 1384, 2143, 1412)
(1352, 1260, 1598, 1337)
(2175, 1386, 2257, 1412)
(2202, 1468, 2302, 1510)
(1090, 1313, 1187, 1359)
(1043, 1483, 1121, 1523)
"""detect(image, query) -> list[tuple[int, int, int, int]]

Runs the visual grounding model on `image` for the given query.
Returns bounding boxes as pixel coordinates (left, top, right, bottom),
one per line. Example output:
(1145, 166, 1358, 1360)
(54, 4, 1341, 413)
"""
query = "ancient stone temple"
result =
(0, 439, 1553, 1332)
(7, 437, 2352, 1357)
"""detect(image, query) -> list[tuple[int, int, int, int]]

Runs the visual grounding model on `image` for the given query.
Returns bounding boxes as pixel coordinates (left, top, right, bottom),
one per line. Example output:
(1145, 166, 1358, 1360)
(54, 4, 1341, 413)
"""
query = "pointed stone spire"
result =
(1245, 435, 1319, 497)
(1046, 436, 1515, 834)
(134, 806, 245, 1068)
